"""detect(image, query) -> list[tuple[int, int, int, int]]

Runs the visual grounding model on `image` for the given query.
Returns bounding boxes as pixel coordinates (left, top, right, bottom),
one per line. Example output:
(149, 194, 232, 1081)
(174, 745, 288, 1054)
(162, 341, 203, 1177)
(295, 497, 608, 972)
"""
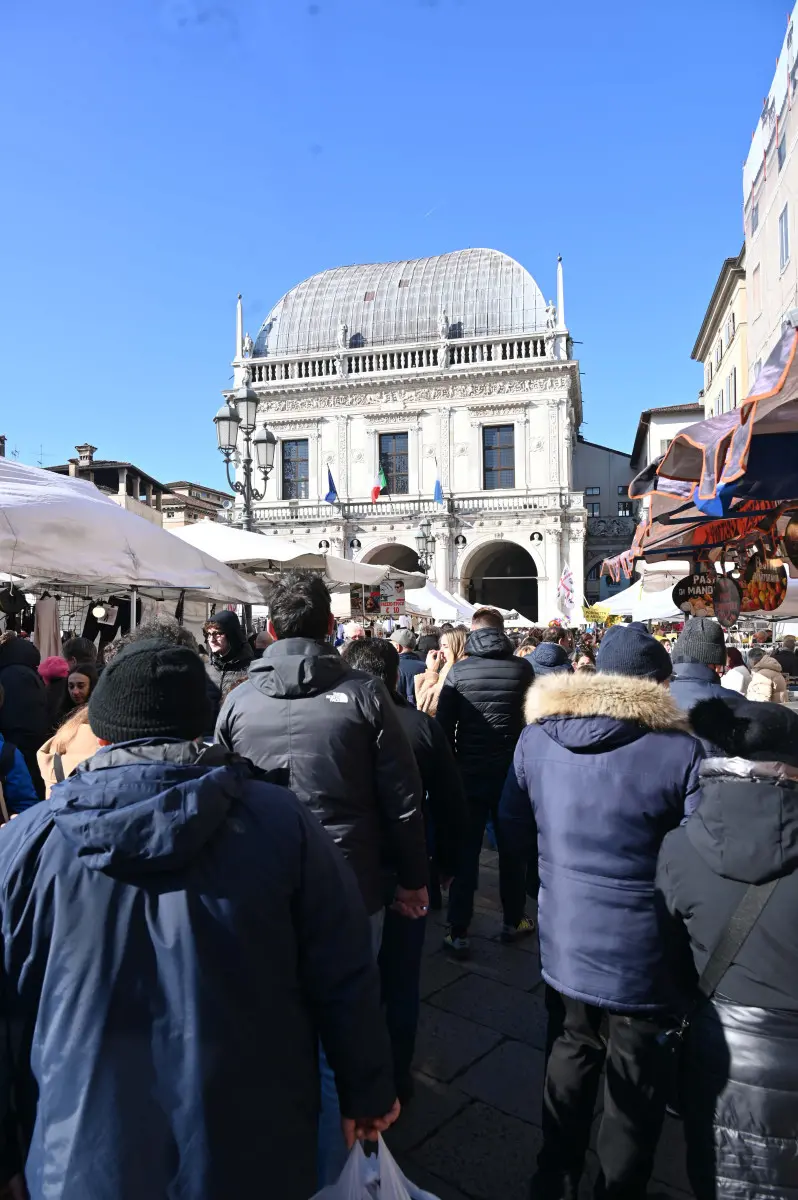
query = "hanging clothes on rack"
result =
(33, 595, 62, 660)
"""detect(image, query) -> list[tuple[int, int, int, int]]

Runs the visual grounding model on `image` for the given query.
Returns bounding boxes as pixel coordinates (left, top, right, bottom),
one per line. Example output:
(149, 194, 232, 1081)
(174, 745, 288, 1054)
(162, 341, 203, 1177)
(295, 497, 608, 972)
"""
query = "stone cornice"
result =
(244, 368, 577, 416)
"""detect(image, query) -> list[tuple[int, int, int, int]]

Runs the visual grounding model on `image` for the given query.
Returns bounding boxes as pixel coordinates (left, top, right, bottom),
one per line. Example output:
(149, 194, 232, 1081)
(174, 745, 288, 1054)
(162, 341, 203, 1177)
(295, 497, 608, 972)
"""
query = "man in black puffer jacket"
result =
(437, 607, 534, 956)
(216, 571, 427, 1184)
(0, 633, 49, 798)
(657, 697, 798, 1200)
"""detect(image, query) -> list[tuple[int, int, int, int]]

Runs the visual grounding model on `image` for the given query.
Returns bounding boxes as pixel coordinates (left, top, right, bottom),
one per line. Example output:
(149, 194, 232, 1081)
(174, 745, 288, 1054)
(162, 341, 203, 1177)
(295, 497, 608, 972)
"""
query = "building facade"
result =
(691, 247, 748, 418)
(744, 4, 798, 387)
(48, 444, 166, 526)
(572, 437, 635, 603)
(226, 249, 630, 621)
(162, 481, 234, 527)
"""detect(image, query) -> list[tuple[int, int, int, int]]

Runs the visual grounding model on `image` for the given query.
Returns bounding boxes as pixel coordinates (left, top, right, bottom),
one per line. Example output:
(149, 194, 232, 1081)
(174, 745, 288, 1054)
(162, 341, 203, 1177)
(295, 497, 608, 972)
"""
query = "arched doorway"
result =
(362, 542, 421, 573)
(461, 541, 538, 620)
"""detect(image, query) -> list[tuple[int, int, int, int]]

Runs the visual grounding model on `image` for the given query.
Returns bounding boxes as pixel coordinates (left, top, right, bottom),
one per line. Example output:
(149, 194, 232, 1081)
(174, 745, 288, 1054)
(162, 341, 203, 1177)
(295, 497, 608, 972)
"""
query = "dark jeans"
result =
(447, 778, 530, 932)
(533, 987, 669, 1200)
(378, 908, 428, 1096)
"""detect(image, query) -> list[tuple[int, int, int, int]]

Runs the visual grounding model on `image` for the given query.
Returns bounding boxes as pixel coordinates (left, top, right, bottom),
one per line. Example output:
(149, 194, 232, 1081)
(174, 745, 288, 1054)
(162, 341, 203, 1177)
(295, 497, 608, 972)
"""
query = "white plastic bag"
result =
(310, 1135, 440, 1200)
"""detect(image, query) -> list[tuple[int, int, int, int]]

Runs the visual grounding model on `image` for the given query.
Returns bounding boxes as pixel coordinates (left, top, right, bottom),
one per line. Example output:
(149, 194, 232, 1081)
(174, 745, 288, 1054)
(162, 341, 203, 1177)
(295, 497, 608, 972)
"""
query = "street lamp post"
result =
(414, 517, 437, 575)
(214, 381, 277, 532)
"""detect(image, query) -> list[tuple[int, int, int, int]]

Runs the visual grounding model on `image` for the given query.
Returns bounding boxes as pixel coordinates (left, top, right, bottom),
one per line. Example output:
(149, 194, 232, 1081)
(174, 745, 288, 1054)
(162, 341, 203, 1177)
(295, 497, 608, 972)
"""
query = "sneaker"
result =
(501, 916, 536, 943)
(443, 928, 471, 958)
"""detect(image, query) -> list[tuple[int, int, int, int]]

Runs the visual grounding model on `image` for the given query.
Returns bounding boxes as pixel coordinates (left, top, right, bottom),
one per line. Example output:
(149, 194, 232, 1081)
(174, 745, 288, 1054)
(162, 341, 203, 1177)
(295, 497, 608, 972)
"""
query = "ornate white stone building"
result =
(226, 249, 633, 620)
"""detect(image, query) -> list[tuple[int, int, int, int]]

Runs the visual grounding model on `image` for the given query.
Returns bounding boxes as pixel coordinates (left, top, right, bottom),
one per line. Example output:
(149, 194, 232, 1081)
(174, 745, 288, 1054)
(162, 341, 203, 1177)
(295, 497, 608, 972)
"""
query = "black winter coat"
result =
(669, 663, 745, 754)
(437, 628, 533, 788)
(205, 641, 253, 704)
(657, 756, 798, 1198)
(0, 638, 49, 795)
(215, 638, 427, 914)
(392, 693, 468, 878)
(0, 741, 394, 1200)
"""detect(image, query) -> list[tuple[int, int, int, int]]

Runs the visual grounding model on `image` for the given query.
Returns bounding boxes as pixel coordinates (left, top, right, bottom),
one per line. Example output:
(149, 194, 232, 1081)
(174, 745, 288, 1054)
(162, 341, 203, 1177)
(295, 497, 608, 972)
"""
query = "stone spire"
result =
(556, 255, 566, 331)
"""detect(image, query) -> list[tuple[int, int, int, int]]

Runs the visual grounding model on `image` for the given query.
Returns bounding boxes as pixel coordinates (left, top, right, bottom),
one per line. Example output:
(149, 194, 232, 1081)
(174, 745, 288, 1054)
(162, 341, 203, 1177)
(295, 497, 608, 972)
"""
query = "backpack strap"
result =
(52, 753, 66, 784)
(697, 878, 780, 1000)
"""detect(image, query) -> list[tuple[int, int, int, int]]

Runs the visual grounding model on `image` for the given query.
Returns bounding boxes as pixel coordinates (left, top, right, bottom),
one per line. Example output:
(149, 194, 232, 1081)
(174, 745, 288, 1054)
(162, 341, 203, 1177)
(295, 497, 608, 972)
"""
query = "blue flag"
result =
(325, 467, 338, 504)
(433, 472, 444, 506)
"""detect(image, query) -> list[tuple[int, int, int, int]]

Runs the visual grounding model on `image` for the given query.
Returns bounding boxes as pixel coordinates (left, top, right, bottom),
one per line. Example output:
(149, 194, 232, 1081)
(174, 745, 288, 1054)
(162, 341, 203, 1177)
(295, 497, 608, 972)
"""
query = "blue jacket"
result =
(499, 672, 703, 1012)
(396, 652, 427, 706)
(0, 733, 38, 814)
(669, 661, 745, 714)
(0, 741, 394, 1200)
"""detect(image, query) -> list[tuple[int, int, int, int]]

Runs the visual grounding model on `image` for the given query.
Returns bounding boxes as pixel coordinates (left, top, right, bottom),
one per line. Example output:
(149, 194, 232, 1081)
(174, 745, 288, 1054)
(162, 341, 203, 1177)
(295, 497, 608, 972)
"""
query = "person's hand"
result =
(342, 1099, 401, 1148)
(426, 649, 441, 672)
(393, 885, 429, 919)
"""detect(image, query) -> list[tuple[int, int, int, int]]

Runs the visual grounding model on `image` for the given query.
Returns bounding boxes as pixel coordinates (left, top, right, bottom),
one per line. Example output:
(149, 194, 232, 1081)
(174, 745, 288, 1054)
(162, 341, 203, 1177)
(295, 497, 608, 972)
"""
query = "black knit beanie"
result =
(671, 617, 726, 667)
(89, 639, 212, 744)
(596, 623, 672, 682)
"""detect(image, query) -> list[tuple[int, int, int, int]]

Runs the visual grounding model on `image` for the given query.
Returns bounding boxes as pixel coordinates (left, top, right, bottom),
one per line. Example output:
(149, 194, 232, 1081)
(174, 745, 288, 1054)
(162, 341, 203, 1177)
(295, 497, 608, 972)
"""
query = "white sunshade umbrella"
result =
(0, 459, 267, 605)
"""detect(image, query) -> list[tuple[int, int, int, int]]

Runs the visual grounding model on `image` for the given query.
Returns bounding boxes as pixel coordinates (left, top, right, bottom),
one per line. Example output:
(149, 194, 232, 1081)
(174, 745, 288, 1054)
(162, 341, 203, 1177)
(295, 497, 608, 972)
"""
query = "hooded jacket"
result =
(670, 660, 744, 714)
(0, 638, 49, 761)
(437, 628, 533, 783)
(499, 673, 703, 1011)
(204, 611, 254, 703)
(657, 755, 798, 1199)
(0, 741, 394, 1200)
(746, 654, 788, 704)
(215, 637, 427, 914)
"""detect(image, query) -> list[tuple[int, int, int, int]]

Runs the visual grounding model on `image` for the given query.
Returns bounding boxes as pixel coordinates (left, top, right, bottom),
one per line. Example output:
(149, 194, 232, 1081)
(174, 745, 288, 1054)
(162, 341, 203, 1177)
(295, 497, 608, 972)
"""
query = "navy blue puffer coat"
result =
(499, 672, 703, 1011)
(0, 741, 394, 1200)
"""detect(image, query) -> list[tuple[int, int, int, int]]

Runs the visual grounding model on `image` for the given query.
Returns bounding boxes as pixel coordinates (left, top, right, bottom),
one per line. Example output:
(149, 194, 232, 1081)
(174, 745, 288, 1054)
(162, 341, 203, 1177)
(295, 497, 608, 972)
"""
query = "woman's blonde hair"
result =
(440, 627, 467, 663)
(53, 703, 91, 752)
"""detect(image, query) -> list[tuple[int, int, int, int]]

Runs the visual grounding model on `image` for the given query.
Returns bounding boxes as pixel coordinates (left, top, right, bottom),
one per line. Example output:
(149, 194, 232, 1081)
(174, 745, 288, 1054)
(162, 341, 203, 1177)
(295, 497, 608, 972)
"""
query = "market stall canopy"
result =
(406, 582, 475, 622)
(0, 459, 267, 604)
(171, 519, 426, 590)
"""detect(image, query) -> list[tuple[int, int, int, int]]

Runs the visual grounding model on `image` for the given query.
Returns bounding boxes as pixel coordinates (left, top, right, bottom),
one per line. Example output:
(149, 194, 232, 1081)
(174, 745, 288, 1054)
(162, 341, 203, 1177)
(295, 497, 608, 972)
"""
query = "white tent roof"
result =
(0, 459, 267, 604)
(171, 520, 426, 590)
(406, 582, 475, 622)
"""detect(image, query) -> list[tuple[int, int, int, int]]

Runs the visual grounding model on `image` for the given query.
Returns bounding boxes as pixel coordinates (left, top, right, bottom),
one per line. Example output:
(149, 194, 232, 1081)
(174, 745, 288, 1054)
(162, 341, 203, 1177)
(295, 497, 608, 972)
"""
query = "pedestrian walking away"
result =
(657, 696, 798, 1200)
(215, 571, 426, 1182)
(437, 606, 535, 956)
(0, 639, 399, 1200)
(343, 636, 468, 1105)
(390, 628, 427, 706)
(500, 622, 703, 1200)
(0, 632, 50, 799)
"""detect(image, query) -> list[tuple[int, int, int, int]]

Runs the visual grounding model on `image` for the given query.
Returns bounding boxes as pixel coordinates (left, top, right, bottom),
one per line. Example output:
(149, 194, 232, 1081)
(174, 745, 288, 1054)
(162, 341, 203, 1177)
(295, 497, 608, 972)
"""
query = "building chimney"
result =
(75, 443, 97, 467)
(0, 436, 6, 458)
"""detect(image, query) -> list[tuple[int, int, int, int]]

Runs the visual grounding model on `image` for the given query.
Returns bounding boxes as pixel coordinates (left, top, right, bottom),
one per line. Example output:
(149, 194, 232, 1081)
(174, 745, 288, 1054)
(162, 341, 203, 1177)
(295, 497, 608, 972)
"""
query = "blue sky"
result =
(0, 0, 787, 482)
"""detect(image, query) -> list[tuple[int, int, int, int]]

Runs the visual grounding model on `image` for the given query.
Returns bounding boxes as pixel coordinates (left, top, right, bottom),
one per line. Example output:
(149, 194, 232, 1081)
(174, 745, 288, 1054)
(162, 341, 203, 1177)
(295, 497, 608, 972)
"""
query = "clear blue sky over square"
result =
(0, 0, 786, 483)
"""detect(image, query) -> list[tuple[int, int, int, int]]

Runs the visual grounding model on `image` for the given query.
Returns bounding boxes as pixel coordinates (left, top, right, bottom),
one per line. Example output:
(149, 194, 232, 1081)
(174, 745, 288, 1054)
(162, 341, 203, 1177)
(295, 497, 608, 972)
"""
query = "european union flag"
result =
(325, 467, 338, 504)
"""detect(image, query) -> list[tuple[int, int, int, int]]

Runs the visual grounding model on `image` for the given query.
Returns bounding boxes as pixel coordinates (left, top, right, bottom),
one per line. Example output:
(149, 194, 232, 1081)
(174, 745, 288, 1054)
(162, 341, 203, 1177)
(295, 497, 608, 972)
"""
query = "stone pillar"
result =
(146, 482, 154, 507)
(117, 467, 128, 496)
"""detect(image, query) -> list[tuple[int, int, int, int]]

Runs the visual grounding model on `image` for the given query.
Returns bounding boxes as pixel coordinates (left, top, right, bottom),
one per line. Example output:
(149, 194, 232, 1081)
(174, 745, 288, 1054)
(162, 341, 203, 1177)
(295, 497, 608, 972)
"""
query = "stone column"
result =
(117, 467, 128, 496)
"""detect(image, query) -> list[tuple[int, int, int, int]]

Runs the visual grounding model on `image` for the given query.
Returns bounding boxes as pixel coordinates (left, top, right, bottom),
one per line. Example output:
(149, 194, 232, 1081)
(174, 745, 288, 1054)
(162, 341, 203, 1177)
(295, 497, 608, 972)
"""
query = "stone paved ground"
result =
(384, 851, 694, 1200)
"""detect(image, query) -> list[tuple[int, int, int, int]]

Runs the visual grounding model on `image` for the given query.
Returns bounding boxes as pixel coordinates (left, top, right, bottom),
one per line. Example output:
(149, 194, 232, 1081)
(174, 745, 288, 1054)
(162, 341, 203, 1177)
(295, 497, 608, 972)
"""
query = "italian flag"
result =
(371, 464, 387, 503)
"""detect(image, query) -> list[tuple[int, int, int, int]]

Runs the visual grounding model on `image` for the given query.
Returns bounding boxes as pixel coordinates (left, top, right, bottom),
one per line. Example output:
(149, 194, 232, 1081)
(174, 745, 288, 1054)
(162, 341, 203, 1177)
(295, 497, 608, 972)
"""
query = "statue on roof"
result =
(242, 331, 254, 358)
(438, 310, 449, 340)
(545, 300, 557, 330)
(337, 321, 349, 351)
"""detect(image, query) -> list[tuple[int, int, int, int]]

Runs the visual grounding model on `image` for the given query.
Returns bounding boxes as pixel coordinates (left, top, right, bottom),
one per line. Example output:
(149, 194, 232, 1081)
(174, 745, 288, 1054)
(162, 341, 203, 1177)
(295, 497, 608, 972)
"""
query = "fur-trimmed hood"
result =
(525, 672, 690, 732)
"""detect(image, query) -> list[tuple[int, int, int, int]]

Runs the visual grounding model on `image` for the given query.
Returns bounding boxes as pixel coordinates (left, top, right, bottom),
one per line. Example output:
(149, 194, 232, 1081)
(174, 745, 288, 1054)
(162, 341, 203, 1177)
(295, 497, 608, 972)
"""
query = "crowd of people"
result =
(0, 586, 795, 1198)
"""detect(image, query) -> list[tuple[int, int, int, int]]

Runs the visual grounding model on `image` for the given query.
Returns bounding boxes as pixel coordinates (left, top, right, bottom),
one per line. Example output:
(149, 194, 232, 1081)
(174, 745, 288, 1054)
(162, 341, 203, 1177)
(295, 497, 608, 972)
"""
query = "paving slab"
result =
(453, 935, 542, 991)
(420, 954, 469, 1000)
(457, 1039, 546, 1125)
(414, 1003, 503, 1083)
(384, 1071, 470, 1155)
(428, 973, 549, 1050)
(413, 1100, 543, 1200)
(391, 1152, 473, 1200)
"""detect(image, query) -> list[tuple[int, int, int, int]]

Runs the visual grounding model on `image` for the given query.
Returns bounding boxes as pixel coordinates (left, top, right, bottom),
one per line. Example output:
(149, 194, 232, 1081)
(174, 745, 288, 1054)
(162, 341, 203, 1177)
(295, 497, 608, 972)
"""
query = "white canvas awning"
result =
(0, 459, 267, 605)
(171, 520, 426, 590)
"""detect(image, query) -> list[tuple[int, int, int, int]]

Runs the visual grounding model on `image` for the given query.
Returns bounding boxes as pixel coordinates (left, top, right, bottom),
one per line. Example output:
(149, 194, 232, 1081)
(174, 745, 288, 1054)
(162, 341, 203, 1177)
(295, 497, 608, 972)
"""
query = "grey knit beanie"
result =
(671, 618, 726, 667)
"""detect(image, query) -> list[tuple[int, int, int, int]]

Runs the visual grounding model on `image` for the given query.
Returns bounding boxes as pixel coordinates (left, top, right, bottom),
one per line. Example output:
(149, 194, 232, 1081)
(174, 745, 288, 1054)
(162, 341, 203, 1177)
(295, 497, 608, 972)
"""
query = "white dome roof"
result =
(253, 248, 547, 357)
